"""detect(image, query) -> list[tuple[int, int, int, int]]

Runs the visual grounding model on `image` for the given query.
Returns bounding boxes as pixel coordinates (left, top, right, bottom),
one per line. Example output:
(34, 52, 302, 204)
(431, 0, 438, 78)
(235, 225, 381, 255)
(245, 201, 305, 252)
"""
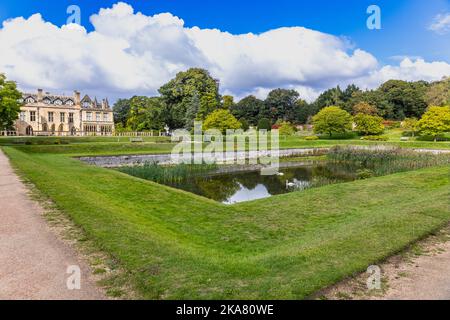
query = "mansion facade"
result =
(15, 89, 115, 136)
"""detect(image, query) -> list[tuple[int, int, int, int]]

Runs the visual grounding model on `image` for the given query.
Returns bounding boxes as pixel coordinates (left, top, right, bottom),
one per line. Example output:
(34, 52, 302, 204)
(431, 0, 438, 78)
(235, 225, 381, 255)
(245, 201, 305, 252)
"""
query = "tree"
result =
(257, 118, 271, 131)
(378, 80, 428, 119)
(354, 114, 385, 136)
(263, 89, 300, 123)
(0, 74, 22, 131)
(295, 99, 316, 124)
(278, 122, 296, 136)
(426, 77, 450, 107)
(184, 92, 200, 131)
(231, 95, 265, 126)
(313, 106, 353, 137)
(127, 96, 165, 131)
(203, 109, 242, 134)
(159, 68, 221, 129)
(352, 102, 378, 115)
(239, 118, 250, 131)
(113, 99, 132, 127)
(222, 95, 235, 110)
(402, 118, 419, 137)
(417, 106, 450, 141)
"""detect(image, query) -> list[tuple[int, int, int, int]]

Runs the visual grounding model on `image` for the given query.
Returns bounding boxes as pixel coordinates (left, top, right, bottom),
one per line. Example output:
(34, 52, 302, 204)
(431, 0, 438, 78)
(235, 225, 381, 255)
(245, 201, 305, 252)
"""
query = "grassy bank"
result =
(2, 137, 450, 157)
(3, 145, 449, 299)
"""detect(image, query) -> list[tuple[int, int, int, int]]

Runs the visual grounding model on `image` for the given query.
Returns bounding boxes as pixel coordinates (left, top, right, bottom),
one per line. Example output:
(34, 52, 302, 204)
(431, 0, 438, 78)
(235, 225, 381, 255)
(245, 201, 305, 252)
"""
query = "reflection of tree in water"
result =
(167, 162, 362, 203)
(192, 176, 241, 202)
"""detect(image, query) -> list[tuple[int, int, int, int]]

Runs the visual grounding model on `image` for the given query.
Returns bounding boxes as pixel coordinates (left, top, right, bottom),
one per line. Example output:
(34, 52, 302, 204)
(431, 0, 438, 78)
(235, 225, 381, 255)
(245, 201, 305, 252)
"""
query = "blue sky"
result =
(0, 0, 448, 63)
(0, 1, 449, 101)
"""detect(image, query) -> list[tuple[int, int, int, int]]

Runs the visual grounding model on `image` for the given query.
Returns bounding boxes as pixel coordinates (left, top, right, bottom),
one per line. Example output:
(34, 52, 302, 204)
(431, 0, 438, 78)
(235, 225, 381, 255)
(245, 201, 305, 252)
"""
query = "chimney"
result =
(74, 90, 81, 105)
(37, 89, 43, 102)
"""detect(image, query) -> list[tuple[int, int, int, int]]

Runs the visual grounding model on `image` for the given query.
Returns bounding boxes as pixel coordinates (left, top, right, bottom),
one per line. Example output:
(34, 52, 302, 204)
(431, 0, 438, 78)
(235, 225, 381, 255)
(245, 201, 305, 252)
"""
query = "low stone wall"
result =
(78, 148, 329, 168)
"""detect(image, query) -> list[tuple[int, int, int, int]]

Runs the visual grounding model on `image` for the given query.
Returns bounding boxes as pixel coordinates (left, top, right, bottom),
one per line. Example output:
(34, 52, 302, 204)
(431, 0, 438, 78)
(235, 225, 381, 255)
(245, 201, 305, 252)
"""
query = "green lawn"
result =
(2, 136, 450, 157)
(2, 144, 449, 299)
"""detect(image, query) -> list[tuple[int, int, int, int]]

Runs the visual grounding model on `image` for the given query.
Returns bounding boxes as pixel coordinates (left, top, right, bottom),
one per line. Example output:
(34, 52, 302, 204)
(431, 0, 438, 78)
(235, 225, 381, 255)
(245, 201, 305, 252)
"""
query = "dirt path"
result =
(321, 225, 450, 300)
(0, 150, 105, 300)
(381, 240, 450, 300)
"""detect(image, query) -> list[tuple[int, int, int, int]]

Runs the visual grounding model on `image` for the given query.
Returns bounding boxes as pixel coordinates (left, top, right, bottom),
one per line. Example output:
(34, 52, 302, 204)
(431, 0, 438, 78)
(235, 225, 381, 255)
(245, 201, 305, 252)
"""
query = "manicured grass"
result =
(3, 145, 449, 299)
(2, 137, 450, 157)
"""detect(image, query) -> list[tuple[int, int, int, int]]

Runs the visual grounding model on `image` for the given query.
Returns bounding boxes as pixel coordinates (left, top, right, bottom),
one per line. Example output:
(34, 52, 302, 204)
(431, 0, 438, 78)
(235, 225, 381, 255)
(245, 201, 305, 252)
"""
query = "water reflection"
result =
(166, 162, 359, 204)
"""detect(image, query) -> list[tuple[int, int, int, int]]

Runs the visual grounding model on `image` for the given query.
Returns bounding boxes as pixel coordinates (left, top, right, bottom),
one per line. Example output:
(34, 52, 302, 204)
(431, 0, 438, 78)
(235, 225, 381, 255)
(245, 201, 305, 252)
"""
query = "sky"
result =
(0, 0, 449, 101)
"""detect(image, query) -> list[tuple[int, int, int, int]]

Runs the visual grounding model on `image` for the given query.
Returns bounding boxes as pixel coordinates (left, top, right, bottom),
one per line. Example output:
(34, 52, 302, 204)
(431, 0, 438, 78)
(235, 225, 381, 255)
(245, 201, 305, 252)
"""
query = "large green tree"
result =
(263, 89, 299, 123)
(203, 109, 242, 134)
(354, 114, 385, 136)
(113, 98, 132, 127)
(159, 68, 221, 129)
(313, 106, 353, 137)
(0, 74, 22, 131)
(417, 106, 450, 141)
(231, 95, 265, 126)
(127, 96, 165, 131)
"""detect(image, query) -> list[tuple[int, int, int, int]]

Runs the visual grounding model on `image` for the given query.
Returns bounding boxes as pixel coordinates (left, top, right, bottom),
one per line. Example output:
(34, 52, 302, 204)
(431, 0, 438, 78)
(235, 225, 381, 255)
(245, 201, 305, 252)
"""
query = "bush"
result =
(304, 136, 319, 141)
(360, 135, 389, 141)
(203, 109, 242, 134)
(417, 106, 450, 141)
(383, 120, 401, 129)
(257, 118, 271, 131)
(313, 106, 353, 137)
(354, 114, 385, 136)
(278, 122, 296, 136)
(356, 169, 375, 180)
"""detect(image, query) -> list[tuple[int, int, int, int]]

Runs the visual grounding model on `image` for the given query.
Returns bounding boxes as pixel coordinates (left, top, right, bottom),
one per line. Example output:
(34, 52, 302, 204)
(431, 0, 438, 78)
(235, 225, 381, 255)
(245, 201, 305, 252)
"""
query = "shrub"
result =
(313, 106, 353, 137)
(278, 122, 296, 136)
(417, 106, 450, 141)
(304, 135, 319, 141)
(203, 109, 242, 134)
(356, 169, 375, 180)
(360, 135, 388, 141)
(257, 118, 271, 131)
(354, 114, 385, 136)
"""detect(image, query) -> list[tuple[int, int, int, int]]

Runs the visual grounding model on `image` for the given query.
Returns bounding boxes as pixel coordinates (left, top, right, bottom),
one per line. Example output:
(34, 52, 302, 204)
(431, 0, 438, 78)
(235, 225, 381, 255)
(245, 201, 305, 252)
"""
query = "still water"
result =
(165, 162, 360, 204)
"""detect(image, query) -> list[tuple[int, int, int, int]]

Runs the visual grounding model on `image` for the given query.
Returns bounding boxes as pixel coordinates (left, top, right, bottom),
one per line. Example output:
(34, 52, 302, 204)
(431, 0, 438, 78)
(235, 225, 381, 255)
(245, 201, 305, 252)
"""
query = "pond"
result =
(163, 161, 360, 204)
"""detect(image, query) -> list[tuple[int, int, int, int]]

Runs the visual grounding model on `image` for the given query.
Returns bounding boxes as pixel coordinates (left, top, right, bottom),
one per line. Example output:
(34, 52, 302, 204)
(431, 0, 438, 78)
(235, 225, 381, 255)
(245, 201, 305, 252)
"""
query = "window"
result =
(48, 112, 54, 122)
(86, 112, 92, 121)
(83, 102, 91, 108)
(96, 113, 101, 121)
(20, 112, 26, 121)
(54, 99, 63, 106)
(65, 100, 74, 106)
(30, 111, 36, 122)
(25, 97, 35, 104)
(60, 112, 65, 123)
(103, 113, 109, 122)
(43, 98, 51, 104)
(69, 113, 74, 123)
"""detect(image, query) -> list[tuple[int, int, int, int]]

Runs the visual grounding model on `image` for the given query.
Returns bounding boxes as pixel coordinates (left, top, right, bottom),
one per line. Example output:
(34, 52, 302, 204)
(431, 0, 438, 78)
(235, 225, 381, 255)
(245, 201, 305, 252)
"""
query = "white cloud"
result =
(0, 2, 449, 103)
(429, 13, 450, 35)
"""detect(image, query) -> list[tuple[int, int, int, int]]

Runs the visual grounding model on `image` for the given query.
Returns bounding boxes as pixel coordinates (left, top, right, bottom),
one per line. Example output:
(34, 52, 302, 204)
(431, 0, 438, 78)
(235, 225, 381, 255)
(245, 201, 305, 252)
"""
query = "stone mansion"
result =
(15, 89, 115, 136)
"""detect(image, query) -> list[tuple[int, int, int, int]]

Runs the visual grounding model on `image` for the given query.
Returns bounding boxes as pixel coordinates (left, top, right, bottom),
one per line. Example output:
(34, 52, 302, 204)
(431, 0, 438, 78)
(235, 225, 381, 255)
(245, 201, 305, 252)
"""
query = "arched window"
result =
(42, 123, 48, 132)
(43, 98, 51, 104)
(26, 126, 33, 136)
(54, 99, 63, 106)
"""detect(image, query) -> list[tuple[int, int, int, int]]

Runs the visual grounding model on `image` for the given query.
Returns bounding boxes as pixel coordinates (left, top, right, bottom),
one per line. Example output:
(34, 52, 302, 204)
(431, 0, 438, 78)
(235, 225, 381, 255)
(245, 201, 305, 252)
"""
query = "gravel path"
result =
(381, 240, 450, 300)
(0, 150, 105, 300)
